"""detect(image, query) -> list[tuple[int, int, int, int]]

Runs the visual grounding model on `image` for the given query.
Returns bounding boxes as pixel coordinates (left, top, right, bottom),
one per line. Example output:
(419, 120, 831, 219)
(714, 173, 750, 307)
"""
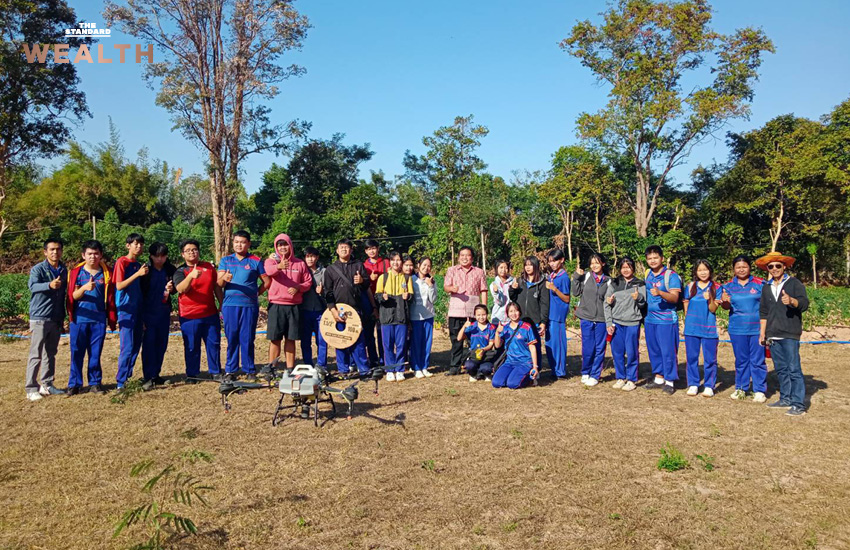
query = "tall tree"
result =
(403, 115, 489, 265)
(561, 0, 774, 237)
(0, 0, 91, 241)
(105, 0, 311, 261)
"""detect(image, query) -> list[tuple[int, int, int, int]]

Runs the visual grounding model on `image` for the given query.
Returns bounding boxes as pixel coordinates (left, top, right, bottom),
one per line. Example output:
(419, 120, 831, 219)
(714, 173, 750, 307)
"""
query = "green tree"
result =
(561, 0, 774, 237)
(0, 0, 91, 240)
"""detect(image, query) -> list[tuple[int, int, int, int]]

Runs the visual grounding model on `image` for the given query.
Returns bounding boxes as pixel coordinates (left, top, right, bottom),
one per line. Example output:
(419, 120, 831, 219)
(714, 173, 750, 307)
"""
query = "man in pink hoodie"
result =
(264, 234, 313, 370)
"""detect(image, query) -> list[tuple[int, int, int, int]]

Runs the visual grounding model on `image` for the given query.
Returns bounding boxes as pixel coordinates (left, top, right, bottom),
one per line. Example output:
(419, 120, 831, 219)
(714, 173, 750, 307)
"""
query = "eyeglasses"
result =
(767, 263, 784, 269)
(183, 248, 199, 253)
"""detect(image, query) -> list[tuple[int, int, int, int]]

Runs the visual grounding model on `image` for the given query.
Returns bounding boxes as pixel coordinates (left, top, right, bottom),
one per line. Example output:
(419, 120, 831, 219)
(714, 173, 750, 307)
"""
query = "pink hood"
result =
(264, 233, 313, 305)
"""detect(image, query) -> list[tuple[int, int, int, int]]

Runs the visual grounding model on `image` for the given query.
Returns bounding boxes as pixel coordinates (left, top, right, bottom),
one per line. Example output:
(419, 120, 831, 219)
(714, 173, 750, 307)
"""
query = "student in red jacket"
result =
(66, 239, 117, 395)
(173, 239, 223, 381)
(264, 233, 312, 370)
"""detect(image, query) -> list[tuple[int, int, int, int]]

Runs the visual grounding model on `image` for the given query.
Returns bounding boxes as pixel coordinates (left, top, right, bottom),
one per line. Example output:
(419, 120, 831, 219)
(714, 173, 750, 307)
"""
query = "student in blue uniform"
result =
(410, 257, 437, 378)
(604, 257, 646, 392)
(140, 242, 176, 390)
(113, 233, 148, 389)
(491, 302, 539, 390)
(572, 253, 610, 386)
(458, 304, 497, 382)
(544, 249, 571, 380)
(217, 231, 269, 381)
(299, 246, 327, 369)
(719, 255, 767, 402)
(374, 251, 412, 381)
(643, 245, 682, 395)
(683, 260, 722, 397)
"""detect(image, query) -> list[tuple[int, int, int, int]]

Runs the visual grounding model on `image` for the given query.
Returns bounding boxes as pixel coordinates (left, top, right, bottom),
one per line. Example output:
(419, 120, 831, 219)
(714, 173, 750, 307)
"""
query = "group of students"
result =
(25, 234, 810, 416)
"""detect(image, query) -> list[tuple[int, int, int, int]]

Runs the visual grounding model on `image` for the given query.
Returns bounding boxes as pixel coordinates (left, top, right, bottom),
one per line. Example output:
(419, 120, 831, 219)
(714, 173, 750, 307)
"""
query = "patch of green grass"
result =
(110, 379, 144, 405)
(709, 424, 721, 438)
(501, 521, 519, 533)
(804, 530, 818, 549)
(695, 454, 716, 472)
(444, 387, 458, 397)
(657, 443, 690, 472)
(296, 517, 309, 528)
(421, 459, 436, 472)
(608, 512, 622, 520)
(510, 428, 523, 440)
(180, 427, 200, 440)
(472, 525, 485, 535)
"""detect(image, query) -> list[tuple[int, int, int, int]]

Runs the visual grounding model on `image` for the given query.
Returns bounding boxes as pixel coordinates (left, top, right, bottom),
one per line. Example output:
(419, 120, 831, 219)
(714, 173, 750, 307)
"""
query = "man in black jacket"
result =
(757, 252, 809, 416)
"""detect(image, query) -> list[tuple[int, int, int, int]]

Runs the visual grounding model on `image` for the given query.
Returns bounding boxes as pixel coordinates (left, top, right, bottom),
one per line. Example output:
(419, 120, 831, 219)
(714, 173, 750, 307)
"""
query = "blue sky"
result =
(66, 0, 850, 194)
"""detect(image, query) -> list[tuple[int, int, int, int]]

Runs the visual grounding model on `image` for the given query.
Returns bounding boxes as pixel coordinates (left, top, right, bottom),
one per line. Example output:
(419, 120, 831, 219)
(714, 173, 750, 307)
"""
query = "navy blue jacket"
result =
(28, 260, 67, 322)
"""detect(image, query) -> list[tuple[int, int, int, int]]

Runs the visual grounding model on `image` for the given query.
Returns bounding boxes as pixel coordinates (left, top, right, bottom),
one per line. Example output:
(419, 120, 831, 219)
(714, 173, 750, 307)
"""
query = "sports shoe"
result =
(702, 388, 714, 398)
(786, 406, 806, 416)
(445, 367, 460, 376)
(767, 399, 792, 409)
(422, 369, 433, 377)
(753, 392, 766, 403)
(622, 381, 636, 391)
(644, 378, 665, 390)
(485, 376, 492, 382)
(686, 386, 699, 396)
(245, 374, 258, 383)
(395, 372, 405, 382)
(152, 376, 170, 386)
(468, 375, 477, 382)
(39, 384, 65, 396)
(141, 379, 156, 392)
(66, 386, 80, 396)
(26, 392, 43, 402)
(90, 384, 105, 394)
(585, 377, 599, 387)
(581, 375, 589, 384)
(729, 389, 746, 400)
(662, 384, 675, 395)
(212, 374, 224, 382)
(415, 370, 425, 379)
(612, 379, 625, 390)
(385, 372, 395, 382)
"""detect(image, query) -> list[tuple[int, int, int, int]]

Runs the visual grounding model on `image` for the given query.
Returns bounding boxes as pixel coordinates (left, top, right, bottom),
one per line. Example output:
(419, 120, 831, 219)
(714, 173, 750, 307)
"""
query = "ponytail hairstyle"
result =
(494, 259, 511, 279)
(690, 259, 715, 299)
(588, 252, 611, 277)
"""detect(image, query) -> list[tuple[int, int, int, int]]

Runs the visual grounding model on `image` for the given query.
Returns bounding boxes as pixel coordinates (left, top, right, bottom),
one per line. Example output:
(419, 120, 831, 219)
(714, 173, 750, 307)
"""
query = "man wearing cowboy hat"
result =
(757, 251, 809, 416)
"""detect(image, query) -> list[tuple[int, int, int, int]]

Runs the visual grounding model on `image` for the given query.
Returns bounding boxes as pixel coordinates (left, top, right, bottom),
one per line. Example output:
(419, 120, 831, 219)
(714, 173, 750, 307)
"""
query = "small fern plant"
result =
(113, 457, 213, 549)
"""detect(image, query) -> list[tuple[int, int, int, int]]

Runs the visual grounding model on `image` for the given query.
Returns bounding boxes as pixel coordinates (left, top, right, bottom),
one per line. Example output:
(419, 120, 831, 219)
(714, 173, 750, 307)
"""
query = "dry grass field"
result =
(2, 327, 850, 550)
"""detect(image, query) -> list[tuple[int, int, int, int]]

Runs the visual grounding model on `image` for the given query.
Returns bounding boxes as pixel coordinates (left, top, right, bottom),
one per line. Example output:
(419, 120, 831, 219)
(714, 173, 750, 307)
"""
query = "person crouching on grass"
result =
(458, 304, 497, 382)
(682, 260, 722, 398)
(491, 302, 539, 390)
(757, 251, 810, 416)
(375, 251, 412, 382)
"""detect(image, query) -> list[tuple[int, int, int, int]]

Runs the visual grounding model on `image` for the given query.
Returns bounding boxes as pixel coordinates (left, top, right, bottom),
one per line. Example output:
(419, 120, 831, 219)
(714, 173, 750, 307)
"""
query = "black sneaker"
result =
(644, 379, 664, 390)
(445, 367, 460, 376)
(141, 379, 155, 392)
(90, 384, 105, 394)
(662, 384, 676, 395)
(185, 377, 201, 385)
(786, 406, 806, 416)
(245, 374, 258, 383)
(223, 373, 235, 383)
(152, 376, 171, 386)
(767, 400, 792, 409)
(66, 386, 80, 396)
(212, 374, 224, 382)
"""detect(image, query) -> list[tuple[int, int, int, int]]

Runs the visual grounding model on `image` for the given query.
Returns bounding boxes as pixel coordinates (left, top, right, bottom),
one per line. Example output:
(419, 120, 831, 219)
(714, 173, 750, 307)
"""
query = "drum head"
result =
(319, 306, 363, 350)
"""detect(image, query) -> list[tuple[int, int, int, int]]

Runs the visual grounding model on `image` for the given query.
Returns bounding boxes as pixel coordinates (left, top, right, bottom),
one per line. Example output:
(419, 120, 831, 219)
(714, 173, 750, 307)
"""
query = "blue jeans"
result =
(770, 339, 805, 408)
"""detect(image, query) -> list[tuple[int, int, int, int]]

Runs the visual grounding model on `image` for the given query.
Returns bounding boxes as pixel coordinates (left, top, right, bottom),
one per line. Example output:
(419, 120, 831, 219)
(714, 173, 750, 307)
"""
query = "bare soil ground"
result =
(2, 327, 850, 550)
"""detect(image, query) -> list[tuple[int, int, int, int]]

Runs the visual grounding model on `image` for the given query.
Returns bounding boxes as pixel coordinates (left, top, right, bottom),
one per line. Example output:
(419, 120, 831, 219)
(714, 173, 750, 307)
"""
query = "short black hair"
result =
(43, 237, 63, 249)
(546, 248, 565, 262)
(81, 239, 103, 254)
(732, 255, 751, 267)
(473, 303, 489, 315)
(364, 239, 380, 249)
(402, 254, 414, 264)
(149, 242, 169, 257)
(387, 250, 402, 261)
(644, 245, 664, 258)
(458, 246, 475, 258)
(233, 230, 251, 242)
(179, 239, 200, 252)
(126, 233, 145, 245)
(337, 238, 353, 248)
(303, 246, 320, 257)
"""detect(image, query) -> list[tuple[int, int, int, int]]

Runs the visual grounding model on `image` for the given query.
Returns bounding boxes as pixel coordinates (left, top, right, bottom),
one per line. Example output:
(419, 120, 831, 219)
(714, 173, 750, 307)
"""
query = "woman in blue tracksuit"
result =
(545, 249, 571, 380)
(410, 257, 437, 378)
(603, 257, 646, 392)
(491, 302, 539, 390)
(572, 253, 610, 386)
(719, 255, 767, 402)
(683, 259, 721, 397)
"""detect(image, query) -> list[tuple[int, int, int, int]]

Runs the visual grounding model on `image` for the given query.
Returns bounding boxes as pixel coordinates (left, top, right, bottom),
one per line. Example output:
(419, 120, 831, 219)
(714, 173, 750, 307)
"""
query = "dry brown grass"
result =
(2, 330, 850, 550)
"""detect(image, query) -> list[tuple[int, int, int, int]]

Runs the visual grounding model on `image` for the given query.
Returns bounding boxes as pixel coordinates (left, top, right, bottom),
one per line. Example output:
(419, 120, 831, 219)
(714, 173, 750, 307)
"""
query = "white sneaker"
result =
(730, 389, 745, 400)
(422, 369, 433, 378)
(753, 392, 766, 403)
(702, 387, 714, 398)
(581, 375, 589, 384)
(585, 377, 599, 387)
(395, 372, 405, 382)
(485, 376, 492, 382)
(612, 379, 625, 390)
(385, 372, 396, 382)
(686, 386, 699, 396)
(415, 370, 425, 379)
(622, 381, 636, 391)
(26, 392, 43, 402)
(468, 375, 477, 382)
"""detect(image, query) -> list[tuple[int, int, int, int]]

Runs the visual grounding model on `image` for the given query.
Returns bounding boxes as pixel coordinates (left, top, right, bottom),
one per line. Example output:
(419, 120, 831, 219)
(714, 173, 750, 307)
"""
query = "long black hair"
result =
(616, 256, 636, 281)
(690, 259, 715, 299)
(522, 256, 542, 283)
(587, 252, 611, 277)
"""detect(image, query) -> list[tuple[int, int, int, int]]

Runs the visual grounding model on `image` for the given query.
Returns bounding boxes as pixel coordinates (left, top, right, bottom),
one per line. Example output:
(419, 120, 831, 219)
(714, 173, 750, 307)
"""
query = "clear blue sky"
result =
(66, 0, 850, 194)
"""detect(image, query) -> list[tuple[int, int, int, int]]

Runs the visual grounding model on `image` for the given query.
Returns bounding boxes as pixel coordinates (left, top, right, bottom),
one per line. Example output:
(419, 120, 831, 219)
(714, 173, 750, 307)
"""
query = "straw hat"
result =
(755, 251, 795, 271)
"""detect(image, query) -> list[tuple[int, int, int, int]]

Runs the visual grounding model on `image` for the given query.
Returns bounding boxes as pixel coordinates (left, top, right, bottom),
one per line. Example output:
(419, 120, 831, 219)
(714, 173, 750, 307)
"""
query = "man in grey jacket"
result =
(26, 238, 68, 400)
